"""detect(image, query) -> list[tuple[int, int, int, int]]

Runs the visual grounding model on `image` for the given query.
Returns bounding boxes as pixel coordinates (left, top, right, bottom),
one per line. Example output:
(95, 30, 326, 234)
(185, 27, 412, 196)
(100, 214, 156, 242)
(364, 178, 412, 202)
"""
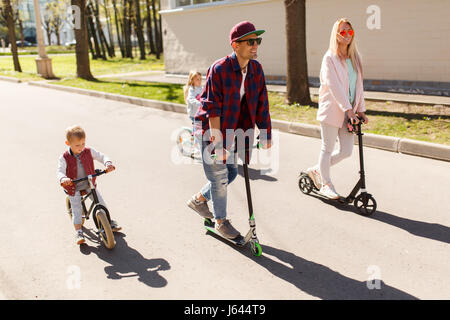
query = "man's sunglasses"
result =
(235, 38, 262, 46)
(339, 29, 354, 37)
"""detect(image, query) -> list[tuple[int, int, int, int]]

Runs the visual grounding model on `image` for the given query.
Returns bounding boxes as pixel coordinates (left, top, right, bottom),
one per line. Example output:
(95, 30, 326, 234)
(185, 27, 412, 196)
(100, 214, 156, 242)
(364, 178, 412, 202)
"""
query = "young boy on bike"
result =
(57, 125, 121, 245)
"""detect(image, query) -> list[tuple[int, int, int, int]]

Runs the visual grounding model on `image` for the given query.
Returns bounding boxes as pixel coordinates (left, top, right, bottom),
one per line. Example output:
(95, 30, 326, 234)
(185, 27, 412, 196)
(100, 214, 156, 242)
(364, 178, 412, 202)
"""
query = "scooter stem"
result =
(357, 122, 366, 190)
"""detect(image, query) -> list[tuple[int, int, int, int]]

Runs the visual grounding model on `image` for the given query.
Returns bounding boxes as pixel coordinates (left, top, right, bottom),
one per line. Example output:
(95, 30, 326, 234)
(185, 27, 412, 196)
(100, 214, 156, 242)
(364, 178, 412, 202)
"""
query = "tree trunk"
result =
(134, 0, 145, 59)
(157, 0, 162, 53)
(71, 0, 94, 80)
(112, 0, 124, 57)
(87, 24, 95, 59)
(4, 0, 21, 71)
(18, 19, 24, 47)
(45, 23, 52, 45)
(145, 0, 155, 54)
(285, 0, 311, 105)
(54, 23, 61, 45)
(150, 0, 159, 59)
(123, 0, 133, 58)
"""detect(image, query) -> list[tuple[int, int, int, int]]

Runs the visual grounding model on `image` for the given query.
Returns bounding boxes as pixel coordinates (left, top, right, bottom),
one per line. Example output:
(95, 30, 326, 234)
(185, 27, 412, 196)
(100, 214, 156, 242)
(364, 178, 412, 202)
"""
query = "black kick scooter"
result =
(299, 117, 377, 216)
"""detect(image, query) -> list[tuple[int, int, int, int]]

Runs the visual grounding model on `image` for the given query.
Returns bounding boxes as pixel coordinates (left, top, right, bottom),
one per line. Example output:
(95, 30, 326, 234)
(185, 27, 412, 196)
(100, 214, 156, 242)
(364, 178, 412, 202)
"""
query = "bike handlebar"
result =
(71, 169, 107, 184)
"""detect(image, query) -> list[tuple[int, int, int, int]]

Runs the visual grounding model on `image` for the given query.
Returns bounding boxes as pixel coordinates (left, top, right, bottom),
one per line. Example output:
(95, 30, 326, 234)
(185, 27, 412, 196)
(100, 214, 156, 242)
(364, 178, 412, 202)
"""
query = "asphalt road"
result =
(0, 81, 448, 300)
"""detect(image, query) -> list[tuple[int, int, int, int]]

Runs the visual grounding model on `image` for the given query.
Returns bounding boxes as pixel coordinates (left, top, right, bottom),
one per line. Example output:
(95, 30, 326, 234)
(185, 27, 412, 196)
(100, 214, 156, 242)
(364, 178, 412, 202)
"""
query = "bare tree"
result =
(285, 0, 311, 105)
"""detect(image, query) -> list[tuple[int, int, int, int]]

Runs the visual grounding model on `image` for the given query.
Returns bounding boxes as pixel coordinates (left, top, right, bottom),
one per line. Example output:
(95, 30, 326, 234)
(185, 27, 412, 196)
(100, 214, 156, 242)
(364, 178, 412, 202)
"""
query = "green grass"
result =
(268, 92, 450, 145)
(0, 45, 76, 56)
(0, 53, 164, 81)
(54, 78, 186, 105)
(50, 79, 450, 145)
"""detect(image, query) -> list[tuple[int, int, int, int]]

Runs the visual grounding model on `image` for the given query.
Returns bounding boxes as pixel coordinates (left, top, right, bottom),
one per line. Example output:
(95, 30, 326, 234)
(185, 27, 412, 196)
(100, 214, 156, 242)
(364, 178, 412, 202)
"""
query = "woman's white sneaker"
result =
(306, 167, 322, 189)
(319, 184, 340, 200)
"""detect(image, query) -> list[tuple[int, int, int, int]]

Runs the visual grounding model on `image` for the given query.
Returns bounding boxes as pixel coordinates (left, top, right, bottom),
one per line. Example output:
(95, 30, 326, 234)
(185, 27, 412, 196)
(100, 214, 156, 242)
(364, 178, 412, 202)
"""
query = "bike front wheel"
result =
(95, 206, 115, 249)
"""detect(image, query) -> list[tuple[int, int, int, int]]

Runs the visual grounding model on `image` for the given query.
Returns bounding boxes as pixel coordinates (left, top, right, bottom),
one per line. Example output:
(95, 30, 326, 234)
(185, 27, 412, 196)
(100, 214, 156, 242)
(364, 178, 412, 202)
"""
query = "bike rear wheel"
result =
(95, 207, 115, 249)
(66, 197, 85, 225)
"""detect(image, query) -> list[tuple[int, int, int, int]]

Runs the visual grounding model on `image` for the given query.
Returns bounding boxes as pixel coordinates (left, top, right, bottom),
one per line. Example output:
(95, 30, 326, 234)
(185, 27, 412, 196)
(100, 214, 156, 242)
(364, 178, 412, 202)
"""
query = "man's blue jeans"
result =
(199, 141, 238, 221)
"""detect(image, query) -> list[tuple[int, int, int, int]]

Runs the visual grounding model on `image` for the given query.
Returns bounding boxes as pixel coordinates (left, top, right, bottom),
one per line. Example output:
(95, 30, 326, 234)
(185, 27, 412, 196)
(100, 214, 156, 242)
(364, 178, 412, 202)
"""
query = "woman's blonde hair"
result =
(183, 70, 202, 102)
(329, 18, 363, 76)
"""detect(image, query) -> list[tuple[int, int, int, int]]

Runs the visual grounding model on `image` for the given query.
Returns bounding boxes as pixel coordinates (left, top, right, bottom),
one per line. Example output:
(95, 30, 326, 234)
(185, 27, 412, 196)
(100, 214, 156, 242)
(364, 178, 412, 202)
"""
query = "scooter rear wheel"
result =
(354, 193, 377, 216)
(298, 174, 314, 194)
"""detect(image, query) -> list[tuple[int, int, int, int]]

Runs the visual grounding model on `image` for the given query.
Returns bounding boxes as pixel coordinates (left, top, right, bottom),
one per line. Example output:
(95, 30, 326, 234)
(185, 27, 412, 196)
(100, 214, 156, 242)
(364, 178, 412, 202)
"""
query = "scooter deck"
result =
(203, 219, 246, 246)
(300, 172, 350, 204)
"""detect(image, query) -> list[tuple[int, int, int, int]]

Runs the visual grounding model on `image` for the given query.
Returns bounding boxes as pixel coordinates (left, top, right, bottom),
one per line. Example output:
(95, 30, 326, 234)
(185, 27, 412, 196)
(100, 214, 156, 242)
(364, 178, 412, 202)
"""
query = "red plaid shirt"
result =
(194, 52, 272, 149)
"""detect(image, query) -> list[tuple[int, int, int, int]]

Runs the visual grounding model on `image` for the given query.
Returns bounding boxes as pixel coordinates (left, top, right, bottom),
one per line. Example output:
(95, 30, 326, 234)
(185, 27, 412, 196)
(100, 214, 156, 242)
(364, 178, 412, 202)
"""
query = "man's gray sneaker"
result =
(216, 219, 241, 240)
(187, 196, 214, 219)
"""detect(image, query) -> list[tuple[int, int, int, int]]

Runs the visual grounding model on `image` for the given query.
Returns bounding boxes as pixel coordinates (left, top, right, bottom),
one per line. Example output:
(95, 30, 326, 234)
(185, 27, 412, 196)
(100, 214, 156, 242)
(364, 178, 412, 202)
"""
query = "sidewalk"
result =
(105, 71, 450, 106)
(26, 80, 450, 162)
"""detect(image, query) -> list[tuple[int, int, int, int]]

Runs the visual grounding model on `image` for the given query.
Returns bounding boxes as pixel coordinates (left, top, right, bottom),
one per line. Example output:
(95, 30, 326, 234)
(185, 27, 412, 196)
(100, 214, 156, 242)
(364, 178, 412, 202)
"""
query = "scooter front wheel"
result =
(250, 241, 262, 257)
(354, 193, 377, 216)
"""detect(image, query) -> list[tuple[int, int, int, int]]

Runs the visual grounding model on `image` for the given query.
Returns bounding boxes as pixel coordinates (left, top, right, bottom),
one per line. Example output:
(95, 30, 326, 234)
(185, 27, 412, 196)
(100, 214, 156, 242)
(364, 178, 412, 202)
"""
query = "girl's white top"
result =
(186, 85, 203, 118)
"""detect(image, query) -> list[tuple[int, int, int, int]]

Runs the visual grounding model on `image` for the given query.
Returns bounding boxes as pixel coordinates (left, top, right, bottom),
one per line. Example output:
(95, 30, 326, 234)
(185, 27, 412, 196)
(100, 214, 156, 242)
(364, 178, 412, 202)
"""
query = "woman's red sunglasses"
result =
(339, 29, 354, 37)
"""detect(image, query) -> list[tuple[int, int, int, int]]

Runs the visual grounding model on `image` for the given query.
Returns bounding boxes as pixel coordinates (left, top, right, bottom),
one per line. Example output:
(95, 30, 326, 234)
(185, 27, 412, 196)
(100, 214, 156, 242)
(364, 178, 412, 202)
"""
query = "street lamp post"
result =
(33, 0, 55, 79)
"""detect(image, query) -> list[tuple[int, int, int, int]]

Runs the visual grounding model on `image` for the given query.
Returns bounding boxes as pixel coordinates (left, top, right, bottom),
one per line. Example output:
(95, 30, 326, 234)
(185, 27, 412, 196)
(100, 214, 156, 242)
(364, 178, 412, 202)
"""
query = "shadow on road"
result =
(237, 165, 278, 182)
(80, 231, 170, 288)
(306, 193, 450, 244)
(205, 231, 418, 300)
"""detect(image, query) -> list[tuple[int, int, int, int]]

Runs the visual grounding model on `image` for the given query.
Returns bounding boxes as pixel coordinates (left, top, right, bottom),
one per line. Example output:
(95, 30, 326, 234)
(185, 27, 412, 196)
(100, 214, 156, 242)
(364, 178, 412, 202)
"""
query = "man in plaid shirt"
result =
(187, 21, 272, 240)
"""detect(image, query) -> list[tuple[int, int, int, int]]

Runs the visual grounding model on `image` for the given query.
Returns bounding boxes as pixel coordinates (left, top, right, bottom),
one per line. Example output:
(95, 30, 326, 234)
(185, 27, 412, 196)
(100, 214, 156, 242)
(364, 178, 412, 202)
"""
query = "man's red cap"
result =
(230, 21, 265, 44)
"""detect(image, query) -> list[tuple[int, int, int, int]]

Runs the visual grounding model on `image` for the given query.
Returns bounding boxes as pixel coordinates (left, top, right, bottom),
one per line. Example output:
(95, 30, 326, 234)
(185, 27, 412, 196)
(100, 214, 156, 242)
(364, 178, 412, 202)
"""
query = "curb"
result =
(0, 76, 21, 83)
(27, 81, 450, 162)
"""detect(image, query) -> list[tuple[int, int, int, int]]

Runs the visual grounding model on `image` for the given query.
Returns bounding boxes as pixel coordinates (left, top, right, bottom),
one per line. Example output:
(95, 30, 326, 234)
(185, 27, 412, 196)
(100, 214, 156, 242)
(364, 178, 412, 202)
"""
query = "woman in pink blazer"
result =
(306, 18, 369, 199)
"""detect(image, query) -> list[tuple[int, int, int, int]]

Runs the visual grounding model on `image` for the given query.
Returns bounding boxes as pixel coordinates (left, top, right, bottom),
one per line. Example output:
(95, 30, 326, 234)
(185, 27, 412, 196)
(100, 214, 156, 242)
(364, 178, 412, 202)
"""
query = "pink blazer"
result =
(317, 50, 366, 128)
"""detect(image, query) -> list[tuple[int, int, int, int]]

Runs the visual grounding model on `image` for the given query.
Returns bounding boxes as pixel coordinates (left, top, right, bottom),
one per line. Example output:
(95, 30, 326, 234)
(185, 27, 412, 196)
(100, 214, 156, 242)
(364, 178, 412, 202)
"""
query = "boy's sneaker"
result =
(216, 219, 241, 240)
(110, 220, 122, 232)
(319, 184, 340, 200)
(187, 196, 214, 219)
(76, 232, 86, 245)
(306, 167, 322, 189)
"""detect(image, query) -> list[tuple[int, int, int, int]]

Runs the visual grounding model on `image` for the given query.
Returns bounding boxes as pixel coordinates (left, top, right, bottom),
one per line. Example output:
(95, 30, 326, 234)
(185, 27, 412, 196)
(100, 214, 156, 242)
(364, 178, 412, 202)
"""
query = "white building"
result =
(160, 0, 450, 95)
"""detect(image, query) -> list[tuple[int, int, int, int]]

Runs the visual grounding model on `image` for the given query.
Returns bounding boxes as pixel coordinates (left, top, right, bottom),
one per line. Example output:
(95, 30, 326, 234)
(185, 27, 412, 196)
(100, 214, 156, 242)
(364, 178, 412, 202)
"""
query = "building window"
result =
(175, 0, 226, 7)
